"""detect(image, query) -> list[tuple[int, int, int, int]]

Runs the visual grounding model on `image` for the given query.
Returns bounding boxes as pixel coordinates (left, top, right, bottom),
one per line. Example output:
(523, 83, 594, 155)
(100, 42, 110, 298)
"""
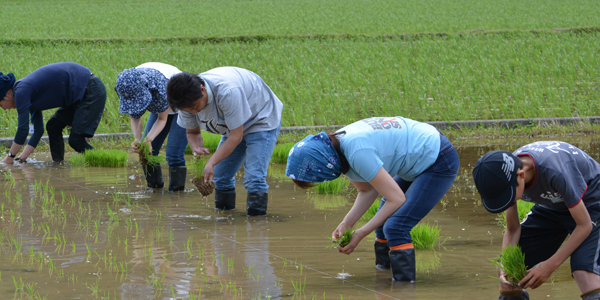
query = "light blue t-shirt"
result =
(339, 117, 440, 182)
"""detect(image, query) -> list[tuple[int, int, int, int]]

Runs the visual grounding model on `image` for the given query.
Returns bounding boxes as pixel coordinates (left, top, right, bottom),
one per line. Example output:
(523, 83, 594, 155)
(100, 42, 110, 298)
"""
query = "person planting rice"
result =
(473, 141, 600, 300)
(285, 117, 460, 281)
(166, 67, 283, 216)
(0, 62, 106, 164)
(115, 62, 188, 192)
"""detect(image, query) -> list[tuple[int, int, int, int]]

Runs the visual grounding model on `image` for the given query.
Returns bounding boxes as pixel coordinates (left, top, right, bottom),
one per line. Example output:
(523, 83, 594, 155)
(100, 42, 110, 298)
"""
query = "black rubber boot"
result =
(389, 248, 416, 282)
(247, 192, 268, 216)
(144, 164, 164, 189)
(375, 240, 390, 269)
(499, 290, 529, 300)
(581, 288, 600, 300)
(215, 189, 236, 210)
(168, 166, 187, 192)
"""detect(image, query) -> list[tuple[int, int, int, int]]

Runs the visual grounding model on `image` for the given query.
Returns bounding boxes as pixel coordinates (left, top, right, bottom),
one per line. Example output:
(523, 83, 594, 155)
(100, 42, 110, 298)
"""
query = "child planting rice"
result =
(474, 141, 600, 300)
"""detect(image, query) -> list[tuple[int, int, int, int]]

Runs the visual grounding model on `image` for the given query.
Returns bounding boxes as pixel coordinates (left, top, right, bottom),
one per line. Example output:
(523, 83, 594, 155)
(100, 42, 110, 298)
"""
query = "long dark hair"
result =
(292, 131, 350, 189)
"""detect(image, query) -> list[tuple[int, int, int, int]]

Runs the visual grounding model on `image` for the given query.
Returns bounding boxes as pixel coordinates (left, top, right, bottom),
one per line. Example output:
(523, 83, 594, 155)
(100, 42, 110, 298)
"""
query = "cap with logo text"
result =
(472, 150, 519, 213)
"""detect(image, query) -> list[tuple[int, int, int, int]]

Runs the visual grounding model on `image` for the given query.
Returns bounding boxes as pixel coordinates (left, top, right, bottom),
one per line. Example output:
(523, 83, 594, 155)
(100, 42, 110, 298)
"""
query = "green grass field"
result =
(3, 0, 599, 39)
(0, 0, 599, 139)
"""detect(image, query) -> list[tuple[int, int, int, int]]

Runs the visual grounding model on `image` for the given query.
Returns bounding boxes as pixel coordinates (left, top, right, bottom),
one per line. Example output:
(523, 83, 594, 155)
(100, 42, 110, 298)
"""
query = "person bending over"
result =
(285, 117, 459, 281)
(473, 141, 600, 300)
(0, 62, 106, 164)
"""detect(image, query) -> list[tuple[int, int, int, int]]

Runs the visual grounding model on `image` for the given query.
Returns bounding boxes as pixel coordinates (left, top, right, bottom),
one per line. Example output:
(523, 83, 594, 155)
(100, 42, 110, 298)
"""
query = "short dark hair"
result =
(166, 72, 205, 110)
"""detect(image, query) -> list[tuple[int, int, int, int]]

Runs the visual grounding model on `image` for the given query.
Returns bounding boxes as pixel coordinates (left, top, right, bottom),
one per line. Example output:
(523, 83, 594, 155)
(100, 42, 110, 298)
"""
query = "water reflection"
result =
(0, 140, 594, 299)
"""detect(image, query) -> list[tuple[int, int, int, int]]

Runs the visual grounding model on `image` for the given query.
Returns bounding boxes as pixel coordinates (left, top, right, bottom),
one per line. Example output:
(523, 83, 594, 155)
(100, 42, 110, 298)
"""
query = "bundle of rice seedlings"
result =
(327, 228, 354, 249)
(70, 153, 86, 167)
(490, 245, 527, 286)
(190, 155, 215, 197)
(410, 223, 441, 250)
(498, 200, 535, 228)
(81, 149, 127, 167)
(314, 177, 350, 194)
(133, 140, 163, 169)
(270, 142, 295, 163)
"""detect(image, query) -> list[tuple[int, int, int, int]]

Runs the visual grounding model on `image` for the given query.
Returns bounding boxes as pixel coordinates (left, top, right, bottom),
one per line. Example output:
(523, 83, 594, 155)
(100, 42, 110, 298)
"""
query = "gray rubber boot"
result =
(582, 288, 600, 300)
(215, 189, 236, 210)
(144, 164, 164, 189)
(389, 248, 416, 282)
(374, 240, 390, 269)
(499, 290, 529, 300)
(168, 166, 187, 192)
(247, 192, 268, 216)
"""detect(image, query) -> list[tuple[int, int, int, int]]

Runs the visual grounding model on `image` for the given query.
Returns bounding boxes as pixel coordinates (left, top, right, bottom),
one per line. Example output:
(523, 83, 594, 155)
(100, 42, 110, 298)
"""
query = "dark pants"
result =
(46, 74, 107, 162)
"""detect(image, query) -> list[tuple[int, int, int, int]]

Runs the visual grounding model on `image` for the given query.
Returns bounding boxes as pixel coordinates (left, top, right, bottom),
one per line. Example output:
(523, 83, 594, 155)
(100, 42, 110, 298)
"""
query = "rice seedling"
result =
(410, 223, 442, 250)
(190, 155, 215, 197)
(270, 142, 295, 164)
(82, 149, 128, 167)
(498, 200, 535, 228)
(314, 177, 351, 194)
(490, 245, 527, 286)
(327, 228, 354, 249)
(133, 139, 163, 169)
(69, 153, 86, 167)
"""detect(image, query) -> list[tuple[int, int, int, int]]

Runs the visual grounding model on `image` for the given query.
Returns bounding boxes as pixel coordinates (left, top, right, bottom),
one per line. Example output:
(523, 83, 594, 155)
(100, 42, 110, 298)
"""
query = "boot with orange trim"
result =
(374, 239, 390, 269)
(389, 243, 415, 282)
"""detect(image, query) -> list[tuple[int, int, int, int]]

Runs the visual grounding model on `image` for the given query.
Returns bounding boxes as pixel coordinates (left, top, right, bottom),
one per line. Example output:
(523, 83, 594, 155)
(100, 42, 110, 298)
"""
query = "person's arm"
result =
(336, 167, 406, 255)
(498, 203, 523, 291)
(203, 125, 243, 182)
(519, 201, 593, 289)
(144, 110, 169, 142)
(19, 111, 44, 160)
(503, 204, 521, 248)
(3, 110, 29, 164)
(130, 116, 144, 141)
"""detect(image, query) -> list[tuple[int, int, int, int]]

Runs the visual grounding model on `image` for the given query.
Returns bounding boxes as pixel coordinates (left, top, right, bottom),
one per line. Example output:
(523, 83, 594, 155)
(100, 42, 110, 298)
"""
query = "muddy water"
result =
(1, 137, 599, 300)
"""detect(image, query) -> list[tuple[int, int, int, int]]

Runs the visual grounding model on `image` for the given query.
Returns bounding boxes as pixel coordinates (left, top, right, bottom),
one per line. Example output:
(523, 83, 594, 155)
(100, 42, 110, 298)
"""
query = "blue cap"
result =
(473, 150, 519, 213)
(0, 72, 16, 100)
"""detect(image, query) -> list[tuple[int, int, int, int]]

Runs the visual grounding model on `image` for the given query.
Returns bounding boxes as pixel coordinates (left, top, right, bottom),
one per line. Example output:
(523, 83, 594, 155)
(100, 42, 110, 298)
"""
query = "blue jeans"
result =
(143, 113, 188, 167)
(213, 125, 281, 194)
(375, 133, 460, 247)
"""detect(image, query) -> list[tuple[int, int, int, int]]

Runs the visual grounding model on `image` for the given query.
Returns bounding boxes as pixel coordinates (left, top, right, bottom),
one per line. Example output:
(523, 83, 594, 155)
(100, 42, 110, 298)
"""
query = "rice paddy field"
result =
(1, 137, 600, 300)
(1, 0, 599, 135)
(2, 0, 600, 299)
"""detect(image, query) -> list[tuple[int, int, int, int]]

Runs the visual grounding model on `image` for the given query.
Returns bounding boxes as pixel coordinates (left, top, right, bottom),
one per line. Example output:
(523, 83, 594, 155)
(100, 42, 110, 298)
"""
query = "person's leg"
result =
(568, 204, 600, 298)
(164, 115, 188, 191)
(385, 135, 459, 281)
(242, 125, 280, 216)
(46, 109, 72, 162)
(69, 74, 106, 153)
(212, 136, 247, 210)
(374, 177, 412, 270)
(140, 113, 170, 189)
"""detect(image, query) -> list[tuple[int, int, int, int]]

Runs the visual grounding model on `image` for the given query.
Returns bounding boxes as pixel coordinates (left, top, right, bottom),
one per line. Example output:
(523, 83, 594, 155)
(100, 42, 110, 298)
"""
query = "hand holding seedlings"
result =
(519, 261, 554, 289)
(131, 139, 152, 154)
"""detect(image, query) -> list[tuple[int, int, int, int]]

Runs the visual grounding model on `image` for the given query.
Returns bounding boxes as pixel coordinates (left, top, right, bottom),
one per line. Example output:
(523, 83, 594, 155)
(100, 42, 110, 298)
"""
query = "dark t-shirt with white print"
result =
(513, 141, 600, 211)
